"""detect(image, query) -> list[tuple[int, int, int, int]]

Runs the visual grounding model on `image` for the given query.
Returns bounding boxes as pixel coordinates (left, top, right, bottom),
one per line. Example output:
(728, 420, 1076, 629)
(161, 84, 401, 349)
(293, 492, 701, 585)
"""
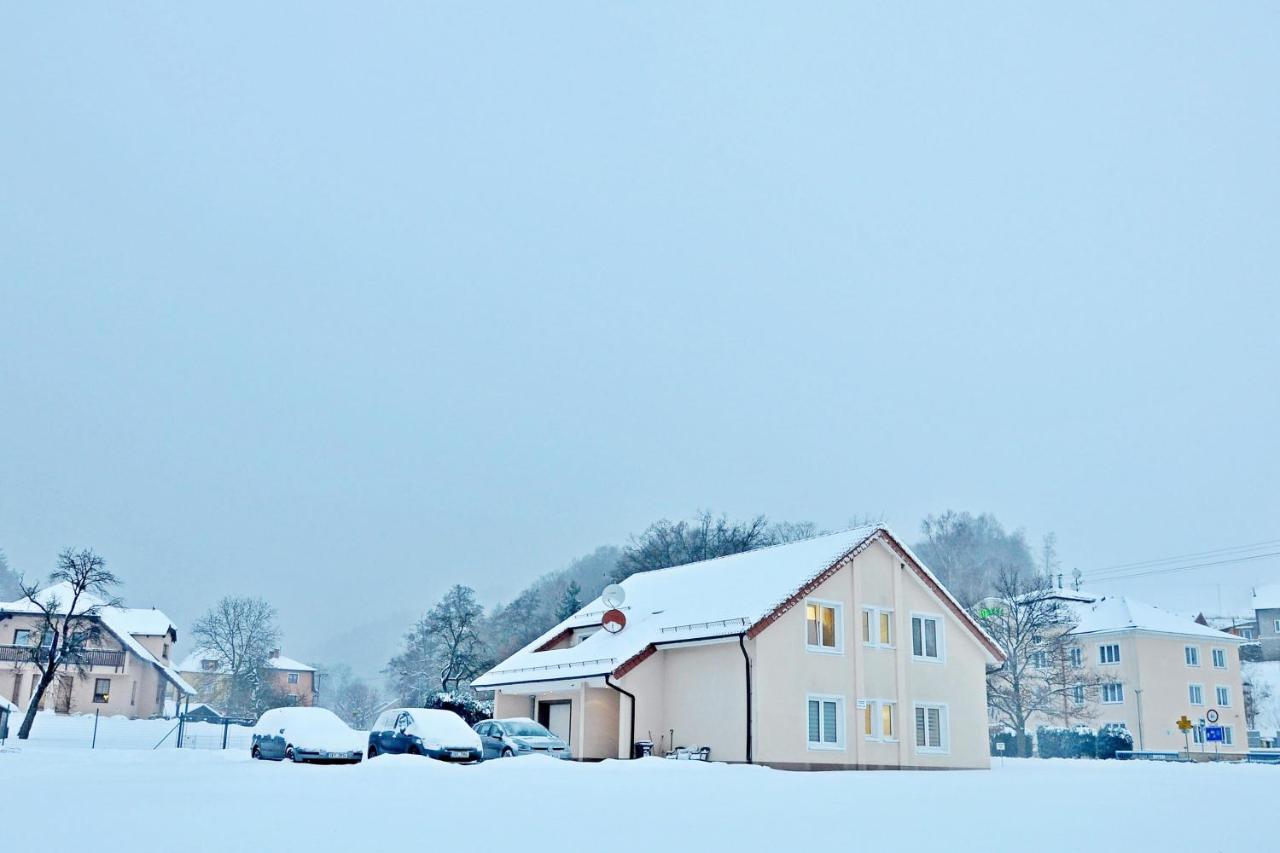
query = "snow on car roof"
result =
(1, 583, 196, 695)
(474, 524, 1001, 689)
(1068, 595, 1248, 642)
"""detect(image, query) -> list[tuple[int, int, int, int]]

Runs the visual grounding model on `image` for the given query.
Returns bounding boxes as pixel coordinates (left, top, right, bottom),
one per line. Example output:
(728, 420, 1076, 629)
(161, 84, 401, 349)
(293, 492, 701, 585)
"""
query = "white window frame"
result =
(1184, 645, 1200, 667)
(910, 612, 946, 663)
(1099, 643, 1121, 665)
(1072, 684, 1085, 706)
(804, 599, 844, 655)
(1215, 685, 1230, 707)
(912, 702, 949, 754)
(1030, 650, 1049, 669)
(1223, 725, 1234, 746)
(1275, 619, 1280, 633)
(861, 698, 897, 742)
(806, 694, 846, 751)
(862, 606, 894, 649)
(1188, 683, 1204, 706)
(1069, 646, 1083, 667)
(1101, 683, 1124, 704)
(1211, 648, 1227, 669)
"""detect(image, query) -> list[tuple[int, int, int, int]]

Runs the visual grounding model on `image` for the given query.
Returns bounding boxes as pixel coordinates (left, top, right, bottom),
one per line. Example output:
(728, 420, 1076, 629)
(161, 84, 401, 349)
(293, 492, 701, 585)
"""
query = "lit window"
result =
(1211, 649, 1227, 669)
(1099, 644, 1121, 664)
(1184, 646, 1200, 667)
(1188, 684, 1203, 705)
(807, 695, 844, 749)
(862, 607, 893, 648)
(93, 678, 111, 704)
(862, 700, 896, 740)
(1101, 683, 1124, 704)
(805, 601, 842, 653)
(1215, 686, 1230, 706)
(911, 614, 943, 661)
(913, 704, 947, 752)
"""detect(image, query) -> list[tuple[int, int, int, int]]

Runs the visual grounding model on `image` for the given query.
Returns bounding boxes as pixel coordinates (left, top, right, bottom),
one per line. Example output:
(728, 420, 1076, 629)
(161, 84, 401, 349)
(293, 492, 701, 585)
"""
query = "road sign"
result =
(995, 742, 1006, 752)
(1176, 715, 1193, 732)
(1206, 709, 1220, 724)
(1205, 726, 1224, 742)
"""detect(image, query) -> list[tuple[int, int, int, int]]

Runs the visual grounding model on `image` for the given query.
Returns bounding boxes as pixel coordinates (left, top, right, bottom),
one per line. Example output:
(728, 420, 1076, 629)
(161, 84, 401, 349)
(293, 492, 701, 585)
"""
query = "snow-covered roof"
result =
(0, 694, 16, 713)
(0, 583, 196, 695)
(1252, 584, 1280, 612)
(474, 525, 1002, 690)
(1068, 595, 1248, 642)
(176, 650, 315, 674)
(108, 607, 176, 637)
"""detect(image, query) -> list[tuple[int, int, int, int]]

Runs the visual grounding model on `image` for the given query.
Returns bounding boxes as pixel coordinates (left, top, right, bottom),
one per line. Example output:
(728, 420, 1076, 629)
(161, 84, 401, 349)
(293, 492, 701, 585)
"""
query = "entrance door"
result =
(538, 700, 572, 746)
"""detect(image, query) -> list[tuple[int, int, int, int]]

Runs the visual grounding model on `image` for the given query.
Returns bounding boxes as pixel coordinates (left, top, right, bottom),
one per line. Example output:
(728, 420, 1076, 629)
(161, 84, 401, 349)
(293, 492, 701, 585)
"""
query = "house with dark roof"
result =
(0, 583, 196, 718)
(474, 525, 1005, 770)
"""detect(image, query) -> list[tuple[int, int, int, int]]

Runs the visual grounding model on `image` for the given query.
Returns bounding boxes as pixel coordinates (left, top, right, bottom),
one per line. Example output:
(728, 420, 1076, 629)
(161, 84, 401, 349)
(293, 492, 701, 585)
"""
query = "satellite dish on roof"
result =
(602, 584, 626, 608)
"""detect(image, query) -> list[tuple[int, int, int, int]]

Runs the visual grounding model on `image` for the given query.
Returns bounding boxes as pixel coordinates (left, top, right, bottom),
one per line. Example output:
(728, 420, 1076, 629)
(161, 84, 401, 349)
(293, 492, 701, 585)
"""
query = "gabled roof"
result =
(473, 525, 1004, 690)
(1067, 595, 1248, 643)
(1253, 584, 1280, 612)
(175, 650, 315, 675)
(0, 583, 196, 695)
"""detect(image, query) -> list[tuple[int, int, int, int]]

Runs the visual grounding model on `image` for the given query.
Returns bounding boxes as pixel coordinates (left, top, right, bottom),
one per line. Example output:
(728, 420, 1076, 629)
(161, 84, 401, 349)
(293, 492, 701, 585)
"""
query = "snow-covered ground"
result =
(3, 720, 1274, 853)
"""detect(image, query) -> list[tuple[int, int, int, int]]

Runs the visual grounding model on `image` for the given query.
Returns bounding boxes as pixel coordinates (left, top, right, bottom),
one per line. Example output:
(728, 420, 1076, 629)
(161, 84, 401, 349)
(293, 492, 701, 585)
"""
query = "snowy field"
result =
(3, 722, 1273, 853)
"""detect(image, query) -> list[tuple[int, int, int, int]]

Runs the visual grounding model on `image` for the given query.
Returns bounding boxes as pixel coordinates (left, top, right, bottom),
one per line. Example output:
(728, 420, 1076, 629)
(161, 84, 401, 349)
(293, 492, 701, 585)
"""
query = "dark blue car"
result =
(366, 708, 482, 763)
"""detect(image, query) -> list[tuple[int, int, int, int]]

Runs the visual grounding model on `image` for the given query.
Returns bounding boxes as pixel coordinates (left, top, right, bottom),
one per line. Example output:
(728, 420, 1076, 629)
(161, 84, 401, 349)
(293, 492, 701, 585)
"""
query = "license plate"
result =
(450, 750, 470, 759)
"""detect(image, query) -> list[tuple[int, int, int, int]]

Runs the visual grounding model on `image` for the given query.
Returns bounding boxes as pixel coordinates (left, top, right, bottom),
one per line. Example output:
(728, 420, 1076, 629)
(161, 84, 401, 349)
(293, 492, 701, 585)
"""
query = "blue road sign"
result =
(1205, 726, 1224, 742)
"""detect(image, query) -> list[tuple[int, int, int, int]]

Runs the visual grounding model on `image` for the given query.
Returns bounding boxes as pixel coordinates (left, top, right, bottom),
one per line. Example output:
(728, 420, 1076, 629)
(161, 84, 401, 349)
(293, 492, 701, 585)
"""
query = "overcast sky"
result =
(2, 3, 1277, 662)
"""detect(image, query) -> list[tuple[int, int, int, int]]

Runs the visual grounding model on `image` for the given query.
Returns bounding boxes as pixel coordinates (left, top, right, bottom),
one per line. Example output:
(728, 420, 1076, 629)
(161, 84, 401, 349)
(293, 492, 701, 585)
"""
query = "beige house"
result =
(176, 649, 318, 709)
(474, 525, 1005, 770)
(1031, 590, 1250, 755)
(0, 583, 196, 718)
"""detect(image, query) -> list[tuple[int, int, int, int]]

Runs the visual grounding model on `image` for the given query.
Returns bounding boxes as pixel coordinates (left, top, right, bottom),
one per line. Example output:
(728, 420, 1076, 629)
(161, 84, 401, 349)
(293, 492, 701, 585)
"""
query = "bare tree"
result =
(915, 511, 1037, 608)
(13, 548, 121, 739)
(319, 664, 384, 728)
(190, 596, 280, 717)
(387, 585, 490, 704)
(980, 567, 1105, 754)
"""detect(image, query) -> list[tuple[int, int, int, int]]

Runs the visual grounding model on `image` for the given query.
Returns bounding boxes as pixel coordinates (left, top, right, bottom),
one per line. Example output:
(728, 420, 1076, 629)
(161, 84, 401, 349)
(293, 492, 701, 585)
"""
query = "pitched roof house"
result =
(0, 583, 196, 718)
(176, 649, 318, 708)
(474, 524, 1004, 770)
(1030, 589, 1249, 754)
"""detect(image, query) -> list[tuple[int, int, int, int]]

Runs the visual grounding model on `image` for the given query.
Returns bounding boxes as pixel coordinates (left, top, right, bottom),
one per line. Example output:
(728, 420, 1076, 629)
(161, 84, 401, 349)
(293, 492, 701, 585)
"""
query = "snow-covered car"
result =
(251, 707, 365, 764)
(473, 717, 572, 760)
(366, 708, 482, 763)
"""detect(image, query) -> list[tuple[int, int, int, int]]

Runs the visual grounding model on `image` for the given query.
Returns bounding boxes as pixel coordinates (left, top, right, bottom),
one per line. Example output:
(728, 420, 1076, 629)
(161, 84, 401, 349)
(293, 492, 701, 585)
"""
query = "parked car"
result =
(366, 708, 482, 763)
(251, 707, 365, 764)
(474, 717, 572, 760)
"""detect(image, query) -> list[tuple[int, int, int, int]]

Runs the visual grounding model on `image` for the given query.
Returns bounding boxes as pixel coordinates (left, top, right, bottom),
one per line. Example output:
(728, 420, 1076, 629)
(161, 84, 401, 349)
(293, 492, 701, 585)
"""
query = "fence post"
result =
(222, 719, 230, 750)
(91, 709, 100, 749)
(177, 712, 185, 749)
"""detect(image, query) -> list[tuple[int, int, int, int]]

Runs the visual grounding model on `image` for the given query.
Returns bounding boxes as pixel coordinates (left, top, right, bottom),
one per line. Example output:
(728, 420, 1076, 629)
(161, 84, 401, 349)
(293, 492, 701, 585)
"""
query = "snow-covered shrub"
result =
(1095, 724, 1133, 759)
(426, 691, 493, 725)
(1036, 726, 1070, 758)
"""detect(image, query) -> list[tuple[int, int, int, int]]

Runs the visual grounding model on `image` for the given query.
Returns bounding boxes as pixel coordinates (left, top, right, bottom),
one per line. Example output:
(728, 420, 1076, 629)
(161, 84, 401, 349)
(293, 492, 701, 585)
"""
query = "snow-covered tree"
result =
(0, 549, 21, 601)
(13, 548, 120, 739)
(555, 580, 581, 621)
(612, 511, 821, 582)
(387, 585, 490, 704)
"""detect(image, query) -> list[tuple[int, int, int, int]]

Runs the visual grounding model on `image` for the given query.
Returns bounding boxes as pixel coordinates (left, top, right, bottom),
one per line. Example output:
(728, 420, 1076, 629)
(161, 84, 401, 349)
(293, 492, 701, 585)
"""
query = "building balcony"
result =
(0, 645, 127, 671)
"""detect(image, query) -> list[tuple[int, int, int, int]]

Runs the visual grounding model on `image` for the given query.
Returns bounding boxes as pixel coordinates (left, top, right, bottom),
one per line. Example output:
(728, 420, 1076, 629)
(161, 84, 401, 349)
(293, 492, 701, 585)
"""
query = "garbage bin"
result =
(633, 740, 654, 758)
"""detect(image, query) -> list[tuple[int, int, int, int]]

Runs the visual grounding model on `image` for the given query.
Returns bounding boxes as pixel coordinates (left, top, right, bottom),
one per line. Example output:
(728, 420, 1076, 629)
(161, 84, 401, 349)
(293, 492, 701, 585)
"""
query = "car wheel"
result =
(285, 746, 297, 762)
(407, 744, 420, 756)
(501, 748, 515, 758)
(251, 746, 261, 760)
(367, 745, 378, 759)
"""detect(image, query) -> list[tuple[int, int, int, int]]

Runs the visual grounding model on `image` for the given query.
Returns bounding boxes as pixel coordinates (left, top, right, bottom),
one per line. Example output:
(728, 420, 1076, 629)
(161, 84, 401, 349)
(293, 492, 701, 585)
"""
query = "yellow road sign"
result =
(1176, 715, 1193, 731)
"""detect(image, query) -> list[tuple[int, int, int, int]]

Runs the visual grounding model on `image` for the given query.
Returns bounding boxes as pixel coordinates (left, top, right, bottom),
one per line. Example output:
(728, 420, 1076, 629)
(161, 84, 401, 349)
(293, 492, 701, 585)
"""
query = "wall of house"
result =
(1028, 632, 1247, 754)
(268, 669, 315, 706)
(132, 633, 174, 665)
(1257, 608, 1280, 661)
(751, 540, 992, 769)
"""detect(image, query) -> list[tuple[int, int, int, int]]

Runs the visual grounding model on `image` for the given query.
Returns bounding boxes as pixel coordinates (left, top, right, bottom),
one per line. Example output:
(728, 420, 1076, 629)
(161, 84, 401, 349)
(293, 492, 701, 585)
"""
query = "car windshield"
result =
(502, 720, 553, 738)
